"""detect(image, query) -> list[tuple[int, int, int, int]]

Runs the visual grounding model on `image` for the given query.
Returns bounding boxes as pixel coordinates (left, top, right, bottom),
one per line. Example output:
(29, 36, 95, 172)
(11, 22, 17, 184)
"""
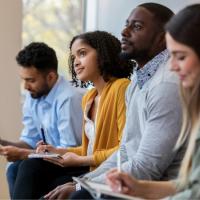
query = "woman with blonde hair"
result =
(107, 4, 200, 199)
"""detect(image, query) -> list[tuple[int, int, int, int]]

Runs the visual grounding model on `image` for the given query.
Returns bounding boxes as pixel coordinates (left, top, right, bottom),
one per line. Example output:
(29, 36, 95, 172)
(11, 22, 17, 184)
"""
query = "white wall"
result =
(85, 0, 200, 38)
(0, 0, 22, 198)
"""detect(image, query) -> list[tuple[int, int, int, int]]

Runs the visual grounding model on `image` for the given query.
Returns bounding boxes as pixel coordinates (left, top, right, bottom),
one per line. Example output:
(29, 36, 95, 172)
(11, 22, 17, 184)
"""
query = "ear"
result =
(156, 31, 166, 49)
(47, 71, 57, 83)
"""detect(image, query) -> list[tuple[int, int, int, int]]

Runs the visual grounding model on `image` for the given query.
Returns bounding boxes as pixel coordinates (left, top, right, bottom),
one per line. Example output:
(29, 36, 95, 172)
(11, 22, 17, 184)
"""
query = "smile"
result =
(75, 67, 84, 75)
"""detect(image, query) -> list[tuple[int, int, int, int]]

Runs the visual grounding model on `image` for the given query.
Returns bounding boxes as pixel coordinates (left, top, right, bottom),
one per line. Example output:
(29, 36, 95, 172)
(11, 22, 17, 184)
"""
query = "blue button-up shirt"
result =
(20, 76, 85, 148)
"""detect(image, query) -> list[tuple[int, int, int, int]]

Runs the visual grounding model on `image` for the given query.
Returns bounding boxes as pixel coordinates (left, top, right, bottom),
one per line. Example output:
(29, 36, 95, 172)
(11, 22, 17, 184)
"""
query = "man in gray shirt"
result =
(44, 3, 186, 199)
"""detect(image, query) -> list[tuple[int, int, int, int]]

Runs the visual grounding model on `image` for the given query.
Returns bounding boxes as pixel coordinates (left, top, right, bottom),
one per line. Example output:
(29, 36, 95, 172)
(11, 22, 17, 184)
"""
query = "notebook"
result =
(28, 153, 61, 158)
(72, 177, 143, 200)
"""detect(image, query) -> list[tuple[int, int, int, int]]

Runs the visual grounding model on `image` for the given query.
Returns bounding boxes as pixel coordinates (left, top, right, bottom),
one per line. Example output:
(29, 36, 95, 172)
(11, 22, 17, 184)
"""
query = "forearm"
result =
(0, 138, 32, 149)
(80, 155, 95, 166)
(137, 180, 176, 199)
(18, 148, 35, 160)
(55, 147, 68, 155)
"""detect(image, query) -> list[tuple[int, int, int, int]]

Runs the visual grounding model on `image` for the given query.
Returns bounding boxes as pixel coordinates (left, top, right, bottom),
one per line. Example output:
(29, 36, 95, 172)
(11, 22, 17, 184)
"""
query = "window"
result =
(22, 0, 83, 78)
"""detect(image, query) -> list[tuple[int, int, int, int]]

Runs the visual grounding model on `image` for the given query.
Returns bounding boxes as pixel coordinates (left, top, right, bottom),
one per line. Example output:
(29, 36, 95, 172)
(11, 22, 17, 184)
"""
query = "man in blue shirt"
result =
(0, 42, 84, 198)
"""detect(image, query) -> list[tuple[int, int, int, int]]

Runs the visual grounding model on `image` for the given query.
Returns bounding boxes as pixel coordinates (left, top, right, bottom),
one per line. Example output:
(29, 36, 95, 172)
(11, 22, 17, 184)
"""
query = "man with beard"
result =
(41, 3, 186, 200)
(0, 42, 84, 198)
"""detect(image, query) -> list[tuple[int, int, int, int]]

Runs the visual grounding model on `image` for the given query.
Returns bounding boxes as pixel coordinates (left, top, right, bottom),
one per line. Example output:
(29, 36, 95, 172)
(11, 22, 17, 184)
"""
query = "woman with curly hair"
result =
(12, 31, 133, 199)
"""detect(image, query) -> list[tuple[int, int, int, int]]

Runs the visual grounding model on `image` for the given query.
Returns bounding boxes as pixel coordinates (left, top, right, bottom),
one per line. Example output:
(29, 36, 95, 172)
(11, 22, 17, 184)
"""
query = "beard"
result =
(30, 84, 51, 99)
(120, 48, 152, 63)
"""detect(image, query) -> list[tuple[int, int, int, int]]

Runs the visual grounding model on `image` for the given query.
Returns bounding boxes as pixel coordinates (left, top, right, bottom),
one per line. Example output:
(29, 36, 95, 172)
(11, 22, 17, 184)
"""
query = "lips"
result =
(75, 67, 84, 75)
(179, 74, 186, 80)
(121, 38, 131, 49)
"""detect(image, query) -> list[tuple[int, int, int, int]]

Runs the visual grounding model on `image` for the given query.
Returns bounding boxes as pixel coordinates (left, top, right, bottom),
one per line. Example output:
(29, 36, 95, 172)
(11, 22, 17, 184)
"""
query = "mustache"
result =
(121, 37, 132, 46)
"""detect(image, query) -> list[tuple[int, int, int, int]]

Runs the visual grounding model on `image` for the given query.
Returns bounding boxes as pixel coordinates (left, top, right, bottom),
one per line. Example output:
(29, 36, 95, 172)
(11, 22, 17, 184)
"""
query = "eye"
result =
(176, 54, 186, 61)
(28, 79, 35, 83)
(133, 23, 142, 31)
(124, 22, 129, 28)
(79, 50, 86, 57)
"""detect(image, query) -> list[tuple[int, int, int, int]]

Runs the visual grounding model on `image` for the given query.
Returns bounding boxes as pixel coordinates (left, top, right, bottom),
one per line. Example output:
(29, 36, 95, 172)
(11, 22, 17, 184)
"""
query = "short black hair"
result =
(16, 42, 58, 73)
(165, 4, 200, 58)
(139, 3, 174, 31)
(68, 30, 134, 87)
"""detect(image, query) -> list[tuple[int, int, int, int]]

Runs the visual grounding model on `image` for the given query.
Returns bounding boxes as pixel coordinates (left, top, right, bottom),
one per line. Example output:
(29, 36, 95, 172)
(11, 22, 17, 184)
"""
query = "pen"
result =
(41, 127, 47, 144)
(117, 150, 122, 192)
(40, 127, 48, 152)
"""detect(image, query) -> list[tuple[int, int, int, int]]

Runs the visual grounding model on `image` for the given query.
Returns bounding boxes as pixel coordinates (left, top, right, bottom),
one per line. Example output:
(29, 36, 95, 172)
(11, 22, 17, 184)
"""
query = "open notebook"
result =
(28, 153, 61, 158)
(73, 177, 143, 200)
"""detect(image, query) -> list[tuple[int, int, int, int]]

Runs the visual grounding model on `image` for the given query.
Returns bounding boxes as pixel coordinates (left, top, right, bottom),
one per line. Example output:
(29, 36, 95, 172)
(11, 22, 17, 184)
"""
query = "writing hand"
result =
(106, 168, 140, 196)
(36, 143, 57, 154)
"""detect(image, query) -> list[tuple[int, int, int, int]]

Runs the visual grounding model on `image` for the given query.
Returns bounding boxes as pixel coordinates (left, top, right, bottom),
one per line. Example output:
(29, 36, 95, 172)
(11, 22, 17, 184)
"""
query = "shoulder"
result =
(109, 78, 130, 92)
(82, 88, 96, 102)
(150, 60, 179, 87)
(55, 78, 85, 101)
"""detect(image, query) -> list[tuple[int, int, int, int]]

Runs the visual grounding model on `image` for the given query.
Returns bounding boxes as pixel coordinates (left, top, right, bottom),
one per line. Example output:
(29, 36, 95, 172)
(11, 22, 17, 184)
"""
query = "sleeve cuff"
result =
(75, 183, 82, 191)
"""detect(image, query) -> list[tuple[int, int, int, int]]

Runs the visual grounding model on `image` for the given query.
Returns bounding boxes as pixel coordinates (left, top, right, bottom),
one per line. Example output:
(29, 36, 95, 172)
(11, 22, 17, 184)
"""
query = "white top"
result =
(84, 100, 95, 156)
(84, 96, 101, 156)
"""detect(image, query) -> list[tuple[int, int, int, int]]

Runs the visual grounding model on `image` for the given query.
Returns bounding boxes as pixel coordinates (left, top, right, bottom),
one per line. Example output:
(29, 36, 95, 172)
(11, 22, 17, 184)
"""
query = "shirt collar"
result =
(135, 49, 169, 89)
(42, 76, 62, 105)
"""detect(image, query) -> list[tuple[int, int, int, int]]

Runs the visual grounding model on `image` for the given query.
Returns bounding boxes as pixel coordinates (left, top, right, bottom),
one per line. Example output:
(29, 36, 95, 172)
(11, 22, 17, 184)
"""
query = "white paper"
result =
(73, 177, 143, 200)
(28, 153, 61, 158)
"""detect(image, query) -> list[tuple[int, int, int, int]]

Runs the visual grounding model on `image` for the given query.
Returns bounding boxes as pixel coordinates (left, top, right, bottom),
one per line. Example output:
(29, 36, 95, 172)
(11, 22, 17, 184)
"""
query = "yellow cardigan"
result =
(67, 78, 130, 170)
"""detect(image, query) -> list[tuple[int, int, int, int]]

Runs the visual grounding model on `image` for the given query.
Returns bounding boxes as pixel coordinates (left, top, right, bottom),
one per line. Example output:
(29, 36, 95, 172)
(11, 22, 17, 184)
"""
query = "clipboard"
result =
(72, 177, 142, 200)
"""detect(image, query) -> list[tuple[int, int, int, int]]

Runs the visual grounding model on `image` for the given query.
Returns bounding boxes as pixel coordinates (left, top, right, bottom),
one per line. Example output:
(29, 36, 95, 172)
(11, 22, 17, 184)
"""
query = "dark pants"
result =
(69, 188, 94, 199)
(12, 158, 89, 199)
(69, 188, 121, 200)
(6, 161, 22, 199)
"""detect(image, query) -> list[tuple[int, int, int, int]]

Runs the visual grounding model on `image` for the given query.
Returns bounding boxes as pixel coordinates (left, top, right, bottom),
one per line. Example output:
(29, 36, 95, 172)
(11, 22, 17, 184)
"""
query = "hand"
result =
(0, 146, 28, 161)
(44, 182, 75, 199)
(43, 152, 83, 167)
(36, 141, 57, 154)
(106, 168, 141, 196)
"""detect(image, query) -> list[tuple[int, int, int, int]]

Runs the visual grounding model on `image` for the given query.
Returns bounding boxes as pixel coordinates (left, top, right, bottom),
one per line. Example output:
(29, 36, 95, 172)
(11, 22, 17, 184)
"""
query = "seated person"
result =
(0, 42, 84, 198)
(66, 3, 186, 200)
(107, 4, 200, 200)
(11, 30, 133, 199)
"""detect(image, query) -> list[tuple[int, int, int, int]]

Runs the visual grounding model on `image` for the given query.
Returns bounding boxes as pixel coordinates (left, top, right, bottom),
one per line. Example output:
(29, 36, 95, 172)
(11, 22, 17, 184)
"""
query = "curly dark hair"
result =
(68, 30, 134, 87)
(16, 42, 58, 74)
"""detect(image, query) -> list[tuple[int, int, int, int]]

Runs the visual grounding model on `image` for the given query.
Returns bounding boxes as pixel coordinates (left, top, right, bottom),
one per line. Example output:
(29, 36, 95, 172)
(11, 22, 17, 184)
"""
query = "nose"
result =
(121, 25, 131, 37)
(24, 81, 31, 90)
(74, 57, 80, 68)
(169, 57, 180, 72)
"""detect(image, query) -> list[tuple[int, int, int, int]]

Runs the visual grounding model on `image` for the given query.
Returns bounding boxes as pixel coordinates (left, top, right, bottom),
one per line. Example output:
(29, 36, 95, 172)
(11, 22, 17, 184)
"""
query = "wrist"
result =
(75, 183, 81, 191)
(80, 156, 94, 166)
(19, 148, 31, 159)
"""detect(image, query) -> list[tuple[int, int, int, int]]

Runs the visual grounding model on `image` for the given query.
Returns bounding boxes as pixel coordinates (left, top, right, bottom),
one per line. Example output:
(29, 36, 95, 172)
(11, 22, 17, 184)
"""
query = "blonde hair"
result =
(176, 78, 200, 188)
